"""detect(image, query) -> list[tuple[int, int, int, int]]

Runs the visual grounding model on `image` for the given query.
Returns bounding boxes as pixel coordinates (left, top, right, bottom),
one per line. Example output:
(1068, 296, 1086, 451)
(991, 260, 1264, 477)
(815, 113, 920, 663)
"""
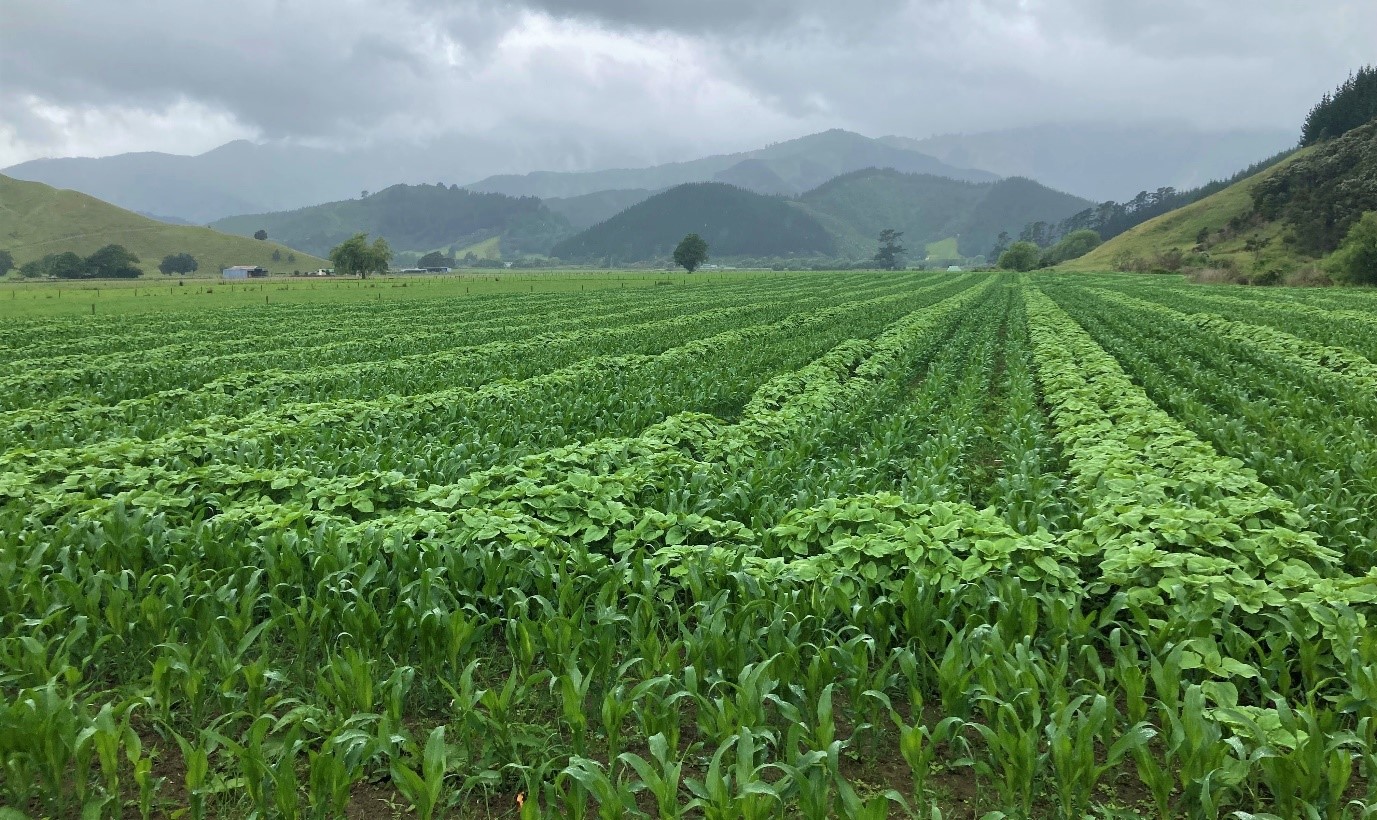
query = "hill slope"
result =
(798, 169, 1092, 258)
(1059, 158, 1303, 273)
(0, 175, 325, 275)
(1065, 119, 1377, 275)
(211, 184, 572, 258)
(469, 130, 997, 199)
(550, 183, 835, 262)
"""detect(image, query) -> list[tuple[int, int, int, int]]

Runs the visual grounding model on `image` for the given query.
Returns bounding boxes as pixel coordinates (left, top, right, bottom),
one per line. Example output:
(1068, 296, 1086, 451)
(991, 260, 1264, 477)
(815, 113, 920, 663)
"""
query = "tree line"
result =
(6, 247, 216, 279)
(17, 245, 144, 279)
(1302, 65, 1377, 146)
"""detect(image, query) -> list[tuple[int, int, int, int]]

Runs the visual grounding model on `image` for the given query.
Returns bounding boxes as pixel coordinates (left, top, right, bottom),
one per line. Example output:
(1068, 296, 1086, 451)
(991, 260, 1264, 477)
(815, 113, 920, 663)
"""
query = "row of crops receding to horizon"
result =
(3, 270, 1377, 819)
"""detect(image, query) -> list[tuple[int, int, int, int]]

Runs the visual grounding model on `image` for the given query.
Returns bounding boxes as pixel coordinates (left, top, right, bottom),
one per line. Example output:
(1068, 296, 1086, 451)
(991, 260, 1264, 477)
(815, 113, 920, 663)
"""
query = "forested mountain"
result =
(796, 169, 1091, 258)
(210, 184, 572, 257)
(712, 160, 797, 196)
(468, 130, 996, 199)
(1253, 118, 1377, 255)
(550, 183, 836, 263)
(5, 123, 1296, 226)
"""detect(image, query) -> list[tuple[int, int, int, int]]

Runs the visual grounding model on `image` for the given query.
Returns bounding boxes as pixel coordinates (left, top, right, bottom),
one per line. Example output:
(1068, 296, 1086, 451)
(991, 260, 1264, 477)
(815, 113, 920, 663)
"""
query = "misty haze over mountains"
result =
(3, 122, 1293, 225)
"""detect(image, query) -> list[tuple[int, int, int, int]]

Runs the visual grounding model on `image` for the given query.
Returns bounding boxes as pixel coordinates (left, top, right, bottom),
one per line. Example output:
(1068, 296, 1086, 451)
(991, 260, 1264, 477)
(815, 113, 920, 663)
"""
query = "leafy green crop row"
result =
(1044, 282, 1377, 572)
(1091, 289, 1377, 395)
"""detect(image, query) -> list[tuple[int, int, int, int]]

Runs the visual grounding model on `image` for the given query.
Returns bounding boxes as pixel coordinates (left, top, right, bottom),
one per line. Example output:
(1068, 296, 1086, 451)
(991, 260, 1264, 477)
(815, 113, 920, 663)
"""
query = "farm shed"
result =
(222, 265, 269, 280)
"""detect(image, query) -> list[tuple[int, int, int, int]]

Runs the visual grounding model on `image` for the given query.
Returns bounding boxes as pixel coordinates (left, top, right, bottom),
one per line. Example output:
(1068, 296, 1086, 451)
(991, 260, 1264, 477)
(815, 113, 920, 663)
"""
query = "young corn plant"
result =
(3, 681, 89, 817)
(1219, 698, 1357, 820)
(173, 730, 214, 820)
(560, 755, 645, 820)
(619, 732, 699, 819)
(306, 723, 377, 820)
(270, 735, 306, 820)
(1161, 685, 1248, 819)
(555, 658, 594, 757)
(968, 693, 1045, 818)
(1044, 693, 1157, 819)
(684, 728, 785, 820)
(390, 725, 449, 820)
(890, 697, 967, 811)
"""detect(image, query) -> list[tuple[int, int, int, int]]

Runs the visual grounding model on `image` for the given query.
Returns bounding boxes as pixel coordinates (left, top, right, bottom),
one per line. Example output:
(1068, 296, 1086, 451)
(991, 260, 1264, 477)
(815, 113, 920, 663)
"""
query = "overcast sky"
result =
(1, 0, 1373, 169)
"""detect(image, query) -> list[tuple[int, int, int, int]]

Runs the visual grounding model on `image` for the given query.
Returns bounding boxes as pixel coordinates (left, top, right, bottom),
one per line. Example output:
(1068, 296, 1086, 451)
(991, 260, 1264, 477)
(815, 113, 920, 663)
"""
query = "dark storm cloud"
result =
(1, 0, 1373, 167)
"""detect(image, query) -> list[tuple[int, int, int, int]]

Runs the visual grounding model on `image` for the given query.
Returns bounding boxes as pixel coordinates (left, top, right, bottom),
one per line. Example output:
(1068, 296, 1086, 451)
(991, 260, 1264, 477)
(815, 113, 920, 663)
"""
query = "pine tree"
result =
(1302, 66, 1377, 146)
(872, 229, 906, 270)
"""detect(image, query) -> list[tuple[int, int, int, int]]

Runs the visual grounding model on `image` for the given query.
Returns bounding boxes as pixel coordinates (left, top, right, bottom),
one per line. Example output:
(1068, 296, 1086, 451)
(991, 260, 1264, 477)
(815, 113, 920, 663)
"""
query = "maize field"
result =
(2, 271, 1376, 818)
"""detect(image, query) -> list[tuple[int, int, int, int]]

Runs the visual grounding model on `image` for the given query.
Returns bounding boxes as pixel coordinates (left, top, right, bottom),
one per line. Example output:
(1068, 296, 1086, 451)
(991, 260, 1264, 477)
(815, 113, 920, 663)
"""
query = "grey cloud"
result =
(0, 0, 1371, 169)
(696, 0, 1374, 134)
(473, 0, 907, 36)
(1, 0, 462, 140)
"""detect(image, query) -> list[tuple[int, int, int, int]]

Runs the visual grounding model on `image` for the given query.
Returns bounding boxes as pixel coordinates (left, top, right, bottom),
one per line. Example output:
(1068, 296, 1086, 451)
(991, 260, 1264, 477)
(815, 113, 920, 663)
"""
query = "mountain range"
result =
(3, 123, 1293, 226)
(201, 163, 1092, 265)
(550, 172, 1092, 264)
(549, 183, 835, 263)
(796, 170, 1090, 258)
(464, 129, 995, 200)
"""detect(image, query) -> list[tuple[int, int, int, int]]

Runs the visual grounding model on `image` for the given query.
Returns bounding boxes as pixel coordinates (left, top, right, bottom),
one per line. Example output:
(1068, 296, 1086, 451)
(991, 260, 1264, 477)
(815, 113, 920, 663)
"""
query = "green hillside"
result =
(211, 183, 573, 258)
(1061, 149, 1322, 275)
(1065, 101, 1377, 277)
(454, 235, 503, 260)
(797, 169, 1091, 259)
(925, 237, 960, 260)
(550, 183, 836, 263)
(1060, 160, 1286, 272)
(0, 175, 324, 276)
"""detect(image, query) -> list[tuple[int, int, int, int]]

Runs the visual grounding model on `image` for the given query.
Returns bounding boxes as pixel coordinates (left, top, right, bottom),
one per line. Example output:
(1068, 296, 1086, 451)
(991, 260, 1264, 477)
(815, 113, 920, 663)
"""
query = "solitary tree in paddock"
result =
(673, 233, 709, 273)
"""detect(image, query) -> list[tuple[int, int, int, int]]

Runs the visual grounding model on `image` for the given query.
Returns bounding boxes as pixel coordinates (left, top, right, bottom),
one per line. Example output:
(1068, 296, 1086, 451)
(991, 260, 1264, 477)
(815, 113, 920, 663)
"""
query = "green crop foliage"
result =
(2, 270, 1375, 818)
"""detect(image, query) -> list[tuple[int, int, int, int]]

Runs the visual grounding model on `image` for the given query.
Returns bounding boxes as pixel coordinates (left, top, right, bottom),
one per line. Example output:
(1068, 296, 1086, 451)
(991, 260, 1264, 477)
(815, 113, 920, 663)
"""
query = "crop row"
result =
(1020, 284, 1371, 617)
(0, 276, 911, 409)
(0, 288, 592, 375)
(3, 280, 982, 529)
(0, 276, 931, 448)
(1044, 282, 1377, 571)
(0, 273, 932, 365)
(1090, 289, 1377, 395)
(0, 296, 827, 452)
